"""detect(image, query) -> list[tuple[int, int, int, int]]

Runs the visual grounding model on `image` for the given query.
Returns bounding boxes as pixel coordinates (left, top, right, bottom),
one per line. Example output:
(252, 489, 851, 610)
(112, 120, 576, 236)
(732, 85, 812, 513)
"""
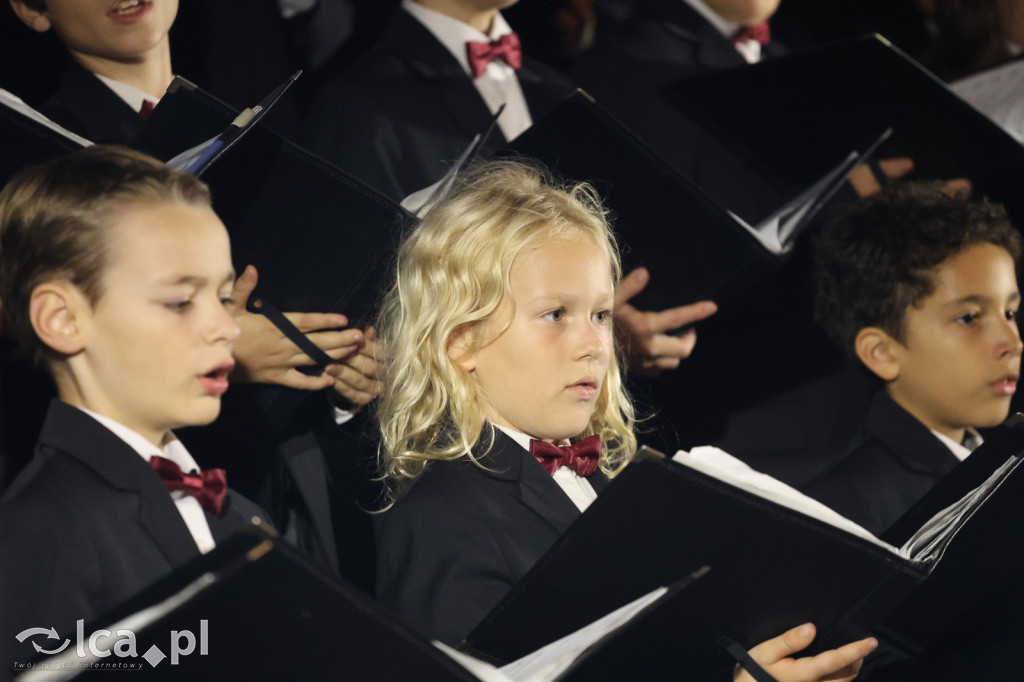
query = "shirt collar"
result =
(492, 423, 570, 451)
(402, 0, 514, 78)
(76, 406, 202, 473)
(679, 0, 739, 40)
(93, 73, 159, 114)
(930, 427, 983, 462)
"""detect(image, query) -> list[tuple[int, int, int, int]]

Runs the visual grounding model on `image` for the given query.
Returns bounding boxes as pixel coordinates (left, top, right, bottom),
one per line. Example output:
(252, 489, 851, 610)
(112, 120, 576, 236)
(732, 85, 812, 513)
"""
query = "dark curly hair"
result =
(815, 183, 1021, 357)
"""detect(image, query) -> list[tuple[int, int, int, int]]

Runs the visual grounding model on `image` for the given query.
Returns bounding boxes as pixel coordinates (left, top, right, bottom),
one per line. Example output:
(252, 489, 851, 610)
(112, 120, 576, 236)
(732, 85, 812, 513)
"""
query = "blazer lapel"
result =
(865, 393, 961, 476)
(38, 401, 201, 568)
(388, 11, 507, 144)
(653, 0, 753, 72)
(55, 60, 145, 144)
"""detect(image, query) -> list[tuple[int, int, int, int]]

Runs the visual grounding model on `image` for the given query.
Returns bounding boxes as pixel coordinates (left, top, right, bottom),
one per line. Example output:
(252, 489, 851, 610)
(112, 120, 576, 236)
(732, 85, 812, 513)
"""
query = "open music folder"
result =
(462, 427, 1024, 679)
(500, 90, 886, 312)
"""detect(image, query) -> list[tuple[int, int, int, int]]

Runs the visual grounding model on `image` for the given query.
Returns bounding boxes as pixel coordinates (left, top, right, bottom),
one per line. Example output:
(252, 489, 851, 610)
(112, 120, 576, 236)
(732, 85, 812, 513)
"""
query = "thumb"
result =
(614, 266, 649, 306)
(748, 623, 816, 666)
(232, 264, 258, 308)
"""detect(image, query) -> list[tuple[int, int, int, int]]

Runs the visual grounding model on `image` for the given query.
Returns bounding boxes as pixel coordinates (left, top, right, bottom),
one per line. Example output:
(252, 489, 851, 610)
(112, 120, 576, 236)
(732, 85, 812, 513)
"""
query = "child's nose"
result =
(996, 317, 1023, 358)
(576, 321, 607, 359)
(208, 304, 241, 344)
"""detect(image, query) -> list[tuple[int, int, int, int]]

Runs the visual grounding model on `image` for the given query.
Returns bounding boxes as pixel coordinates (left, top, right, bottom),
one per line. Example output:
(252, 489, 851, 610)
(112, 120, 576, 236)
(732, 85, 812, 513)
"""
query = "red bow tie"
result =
(150, 455, 227, 515)
(466, 32, 523, 79)
(529, 435, 601, 477)
(731, 22, 770, 46)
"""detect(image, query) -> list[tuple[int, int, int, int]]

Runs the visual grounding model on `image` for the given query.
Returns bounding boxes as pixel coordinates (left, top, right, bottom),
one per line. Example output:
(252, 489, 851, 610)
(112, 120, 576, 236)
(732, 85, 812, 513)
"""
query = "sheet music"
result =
(0, 89, 93, 148)
(951, 59, 1024, 143)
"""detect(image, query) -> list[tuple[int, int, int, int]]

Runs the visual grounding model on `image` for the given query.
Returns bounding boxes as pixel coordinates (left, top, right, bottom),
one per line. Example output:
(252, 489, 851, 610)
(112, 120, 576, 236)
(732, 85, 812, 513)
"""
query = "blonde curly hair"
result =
(376, 159, 636, 502)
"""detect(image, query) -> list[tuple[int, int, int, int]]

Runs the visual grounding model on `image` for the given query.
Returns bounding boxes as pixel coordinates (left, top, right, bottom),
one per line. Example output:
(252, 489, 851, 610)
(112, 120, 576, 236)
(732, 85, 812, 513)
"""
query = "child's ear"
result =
(446, 324, 476, 371)
(854, 327, 901, 382)
(29, 281, 88, 355)
(9, 1, 52, 32)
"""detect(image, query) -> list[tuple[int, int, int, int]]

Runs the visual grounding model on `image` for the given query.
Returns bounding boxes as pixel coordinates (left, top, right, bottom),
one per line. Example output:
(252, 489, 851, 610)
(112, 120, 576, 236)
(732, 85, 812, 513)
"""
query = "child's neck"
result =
(70, 40, 173, 101)
(414, 0, 498, 34)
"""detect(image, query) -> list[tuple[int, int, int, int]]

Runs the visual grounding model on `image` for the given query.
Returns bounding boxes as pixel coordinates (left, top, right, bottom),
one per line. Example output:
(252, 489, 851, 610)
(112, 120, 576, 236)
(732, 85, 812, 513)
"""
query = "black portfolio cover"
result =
(664, 34, 1024, 223)
(501, 90, 782, 312)
(0, 94, 86, 188)
(134, 77, 409, 327)
(59, 524, 478, 681)
(462, 456, 928, 677)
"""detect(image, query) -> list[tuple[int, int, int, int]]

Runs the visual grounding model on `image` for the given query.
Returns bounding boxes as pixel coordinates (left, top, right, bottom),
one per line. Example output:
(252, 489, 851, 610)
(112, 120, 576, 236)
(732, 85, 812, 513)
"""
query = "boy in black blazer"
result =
(0, 146, 268, 669)
(803, 183, 1023, 534)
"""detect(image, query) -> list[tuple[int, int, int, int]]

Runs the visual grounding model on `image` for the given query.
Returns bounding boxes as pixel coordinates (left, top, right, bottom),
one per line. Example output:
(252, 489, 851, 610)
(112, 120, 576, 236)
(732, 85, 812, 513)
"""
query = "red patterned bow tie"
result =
(139, 99, 156, 120)
(529, 435, 601, 477)
(466, 32, 523, 78)
(150, 455, 227, 515)
(731, 21, 770, 46)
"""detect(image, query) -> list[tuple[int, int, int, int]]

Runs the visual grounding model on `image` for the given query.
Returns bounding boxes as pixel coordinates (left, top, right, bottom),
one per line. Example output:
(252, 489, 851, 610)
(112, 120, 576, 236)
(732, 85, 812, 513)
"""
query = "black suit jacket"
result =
(40, 59, 145, 145)
(801, 391, 961, 536)
(307, 8, 573, 201)
(0, 401, 265, 668)
(374, 429, 609, 646)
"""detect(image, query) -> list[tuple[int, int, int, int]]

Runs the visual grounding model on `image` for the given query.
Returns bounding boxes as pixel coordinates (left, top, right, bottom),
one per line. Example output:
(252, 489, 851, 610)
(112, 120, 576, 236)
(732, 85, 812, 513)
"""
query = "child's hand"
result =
(735, 623, 877, 682)
(228, 265, 364, 390)
(613, 266, 717, 376)
(330, 325, 384, 409)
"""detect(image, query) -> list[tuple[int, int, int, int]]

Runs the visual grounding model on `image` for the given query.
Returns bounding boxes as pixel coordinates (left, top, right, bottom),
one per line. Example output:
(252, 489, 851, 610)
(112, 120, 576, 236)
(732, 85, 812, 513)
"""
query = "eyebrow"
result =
(942, 291, 1021, 308)
(157, 272, 237, 288)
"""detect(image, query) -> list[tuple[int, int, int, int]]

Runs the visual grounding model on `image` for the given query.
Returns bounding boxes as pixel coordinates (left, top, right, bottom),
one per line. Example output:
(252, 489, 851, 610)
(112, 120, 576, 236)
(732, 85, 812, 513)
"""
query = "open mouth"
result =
(199, 361, 235, 397)
(567, 379, 598, 400)
(109, 0, 151, 19)
(992, 374, 1019, 396)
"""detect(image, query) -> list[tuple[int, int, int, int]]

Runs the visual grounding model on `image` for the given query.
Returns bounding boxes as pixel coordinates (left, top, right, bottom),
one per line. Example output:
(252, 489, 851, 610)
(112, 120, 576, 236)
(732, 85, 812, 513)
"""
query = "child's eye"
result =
(592, 310, 611, 324)
(956, 311, 980, 325)
(220, 296, 236, 308)
(165, 300, 192, 313)
(1008, 309, 1019, 322)
(544, 308, 565, 322)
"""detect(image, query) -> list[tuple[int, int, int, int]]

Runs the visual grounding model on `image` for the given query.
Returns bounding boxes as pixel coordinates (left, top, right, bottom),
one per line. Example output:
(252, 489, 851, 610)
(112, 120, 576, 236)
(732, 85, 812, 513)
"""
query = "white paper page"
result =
(433, 641, 516, 682)
(673, 447, 902, 555)
(499, 586, 669, 682)
(951, 60, 1024, 143)
(0, 89, 93, 148)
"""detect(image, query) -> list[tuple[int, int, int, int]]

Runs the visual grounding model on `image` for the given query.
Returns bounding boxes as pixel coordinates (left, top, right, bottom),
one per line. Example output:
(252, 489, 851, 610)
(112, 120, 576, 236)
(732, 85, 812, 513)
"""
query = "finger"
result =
(647, 300, 717, 334)
(941, 178, 972, 198)
(613, 267, 650, 307)
(340, 348, 381, 378)
(274, 367, 337, 391)
(794, 638, 876, 681)
(283, 311, 350, 334)
(748, 623, 817, 665)
(641, 328, 698, 360)
(333, 378, 381, 406)
(643, 355, 682, 372)
(230, 264, 259, 309)
(878, 156, 914, 180)
(332, 363, 383, 393)
(305, 328, 364, 353)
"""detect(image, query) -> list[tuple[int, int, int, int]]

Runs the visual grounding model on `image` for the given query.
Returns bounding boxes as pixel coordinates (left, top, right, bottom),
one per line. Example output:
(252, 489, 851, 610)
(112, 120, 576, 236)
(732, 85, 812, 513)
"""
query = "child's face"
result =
(66, 201, 238, 446)
(457, 235, 614, 443)
(888, 243, 1022, 441)
(14, 0, 178, 63)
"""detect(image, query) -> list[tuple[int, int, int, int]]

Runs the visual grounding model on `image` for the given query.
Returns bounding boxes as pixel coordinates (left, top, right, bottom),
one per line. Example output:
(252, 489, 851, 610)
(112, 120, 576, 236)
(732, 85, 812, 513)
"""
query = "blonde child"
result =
(374, 159, 875, 680)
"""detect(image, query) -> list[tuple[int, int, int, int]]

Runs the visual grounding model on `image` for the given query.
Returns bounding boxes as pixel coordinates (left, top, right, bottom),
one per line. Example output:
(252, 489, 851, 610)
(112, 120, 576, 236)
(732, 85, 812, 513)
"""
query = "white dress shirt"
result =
(680, 0, 764, 64)
(94, 74, 159, 114)
(78, 407, 217, 553)
(493, 424, 598, 512)
(931, 427, 983, 462)
(402, 0, 532, 141)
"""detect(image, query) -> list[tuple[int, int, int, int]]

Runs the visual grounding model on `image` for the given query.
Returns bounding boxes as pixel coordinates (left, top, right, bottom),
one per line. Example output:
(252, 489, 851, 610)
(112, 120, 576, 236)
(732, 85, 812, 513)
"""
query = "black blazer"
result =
(306, 8, 573, 201)
(374, 429, 609, 646)
(801, 391, 961, 536)
(0, 401, 265, 667)
(40, 59, 145, 144)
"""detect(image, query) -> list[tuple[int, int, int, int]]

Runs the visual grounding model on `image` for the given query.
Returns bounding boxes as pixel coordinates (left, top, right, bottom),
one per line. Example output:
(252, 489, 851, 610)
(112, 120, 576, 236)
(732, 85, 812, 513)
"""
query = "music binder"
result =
(0, 89, 89, 188)
(462, 442, 1024, 678)
(23, 524, 480, 681)
(499, 90, 884, 312)
(663, 34, 1024, 223)
(133, 76, 409, 331)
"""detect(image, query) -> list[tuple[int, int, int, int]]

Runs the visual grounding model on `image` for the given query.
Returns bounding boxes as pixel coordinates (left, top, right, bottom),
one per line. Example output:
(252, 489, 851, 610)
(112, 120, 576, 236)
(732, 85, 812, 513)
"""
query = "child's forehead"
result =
(919, 243, 1019, 304)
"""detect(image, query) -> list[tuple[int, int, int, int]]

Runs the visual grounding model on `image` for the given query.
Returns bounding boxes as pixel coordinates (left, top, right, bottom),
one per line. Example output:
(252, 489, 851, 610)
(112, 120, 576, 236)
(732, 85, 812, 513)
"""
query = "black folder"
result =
(663, 34, 1024, 224)
(134, 76, 409, 328)
(499, 90, 874, 313)
(463, 444, 1024, 678)
(59, 524, 478, 681)
(0, 92, 86, 188)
